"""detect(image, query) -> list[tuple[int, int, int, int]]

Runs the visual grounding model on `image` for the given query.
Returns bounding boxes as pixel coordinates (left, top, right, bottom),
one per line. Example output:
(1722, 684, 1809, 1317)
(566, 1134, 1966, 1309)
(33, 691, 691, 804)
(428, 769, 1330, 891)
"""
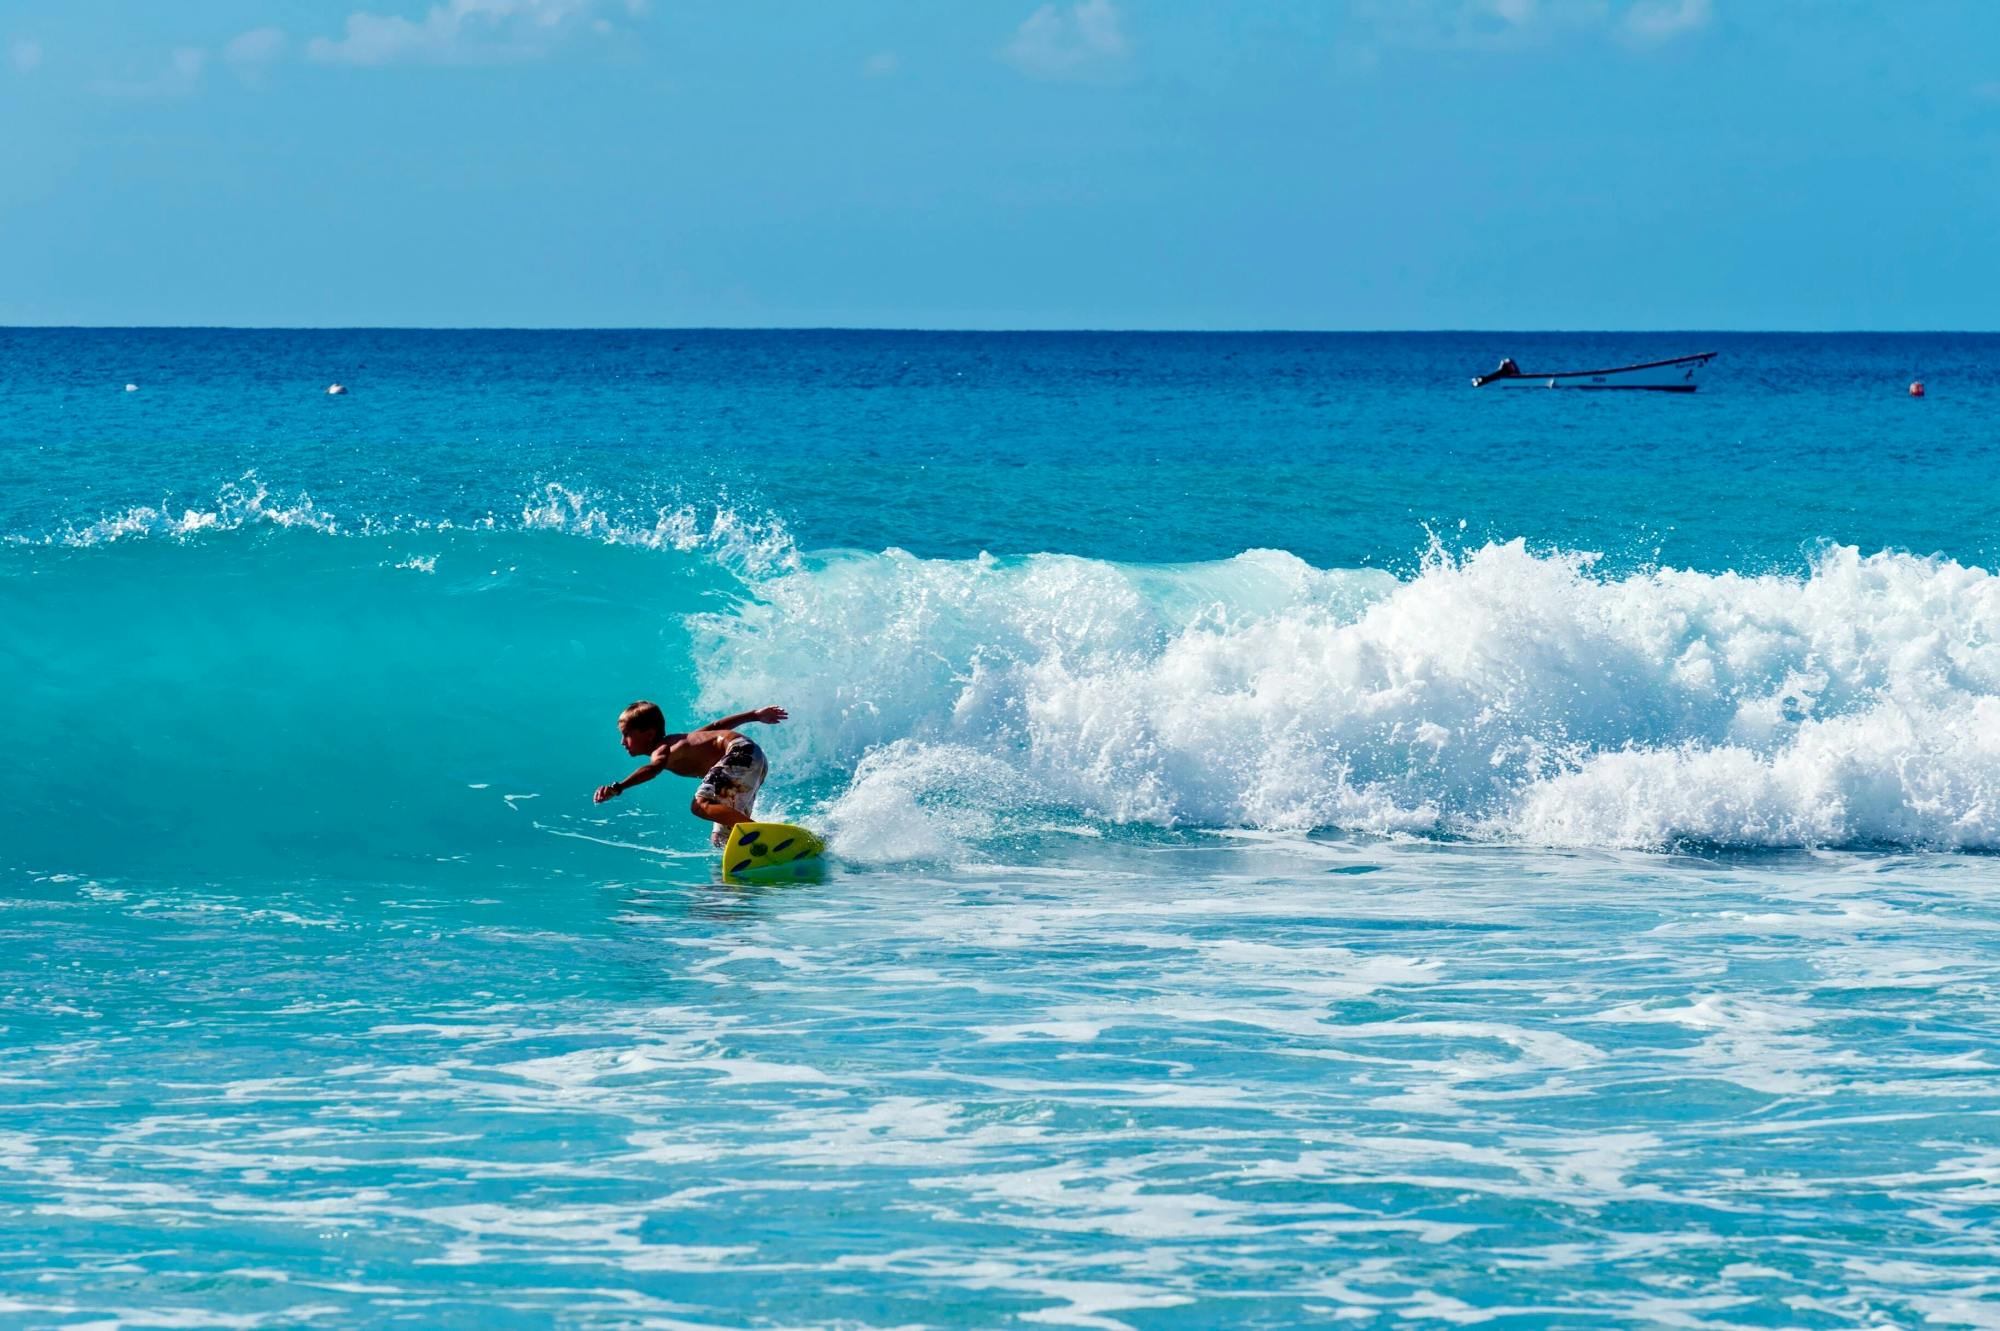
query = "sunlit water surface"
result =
(7, 330, 2000, 1327)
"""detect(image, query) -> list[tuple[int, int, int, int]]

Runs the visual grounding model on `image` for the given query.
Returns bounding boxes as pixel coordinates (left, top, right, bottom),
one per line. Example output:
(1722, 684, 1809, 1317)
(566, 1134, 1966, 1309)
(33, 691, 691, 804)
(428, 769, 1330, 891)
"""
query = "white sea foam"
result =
(699, 541, 2000, 851)
(31, 475, 799, 573)
(515, 481, 798, 572)
(47, 475, 342, 545)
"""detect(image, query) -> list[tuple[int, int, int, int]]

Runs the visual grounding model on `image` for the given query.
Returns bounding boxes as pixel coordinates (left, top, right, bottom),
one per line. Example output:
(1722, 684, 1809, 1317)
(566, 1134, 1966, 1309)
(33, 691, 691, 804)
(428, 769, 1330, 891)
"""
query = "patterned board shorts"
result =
(695, 737, 768, 834)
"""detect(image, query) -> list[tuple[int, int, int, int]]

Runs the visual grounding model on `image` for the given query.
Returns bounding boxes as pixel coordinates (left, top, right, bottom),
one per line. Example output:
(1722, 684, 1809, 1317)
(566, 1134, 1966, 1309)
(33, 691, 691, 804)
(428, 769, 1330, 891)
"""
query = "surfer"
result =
(594, 701, 789, 844)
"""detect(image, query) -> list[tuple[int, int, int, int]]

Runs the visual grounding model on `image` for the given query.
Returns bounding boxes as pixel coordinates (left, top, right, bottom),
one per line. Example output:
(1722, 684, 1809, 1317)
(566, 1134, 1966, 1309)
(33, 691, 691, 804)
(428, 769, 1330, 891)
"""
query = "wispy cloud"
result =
(224, 26, 288, 80)
(1621, 0, 1711, 44)
(226, 27, 288, 67)
(9, 38, 42, 74)
(1002, 0, 1129, 82)
(1344, 0, 1604, 53)
(307, 0, 640, 67)
(91, 46, 206, 99)
(1340, 0, 1710, 58)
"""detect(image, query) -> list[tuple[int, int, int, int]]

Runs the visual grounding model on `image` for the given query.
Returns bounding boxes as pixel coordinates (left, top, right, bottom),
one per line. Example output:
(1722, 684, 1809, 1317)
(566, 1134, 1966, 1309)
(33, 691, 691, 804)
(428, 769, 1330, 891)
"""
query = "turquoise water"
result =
(6, 330, 2000, 1327)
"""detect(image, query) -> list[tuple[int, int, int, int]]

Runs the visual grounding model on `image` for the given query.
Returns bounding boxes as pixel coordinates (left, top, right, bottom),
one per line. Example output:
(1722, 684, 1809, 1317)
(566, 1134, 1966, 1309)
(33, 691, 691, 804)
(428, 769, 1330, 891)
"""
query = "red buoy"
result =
(1910, 381, 1926, 397)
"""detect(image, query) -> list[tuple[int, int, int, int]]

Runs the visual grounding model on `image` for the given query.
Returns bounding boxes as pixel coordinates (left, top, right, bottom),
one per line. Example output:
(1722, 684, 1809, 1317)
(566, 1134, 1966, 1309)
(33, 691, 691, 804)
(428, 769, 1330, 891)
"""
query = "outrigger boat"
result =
(1472, 351, 1716, 391)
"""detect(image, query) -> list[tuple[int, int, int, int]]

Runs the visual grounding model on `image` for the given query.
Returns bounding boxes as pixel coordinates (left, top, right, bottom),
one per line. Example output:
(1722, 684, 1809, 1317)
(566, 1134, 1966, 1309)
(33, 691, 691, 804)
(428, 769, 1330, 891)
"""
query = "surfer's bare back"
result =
(595, 701, 788, 844)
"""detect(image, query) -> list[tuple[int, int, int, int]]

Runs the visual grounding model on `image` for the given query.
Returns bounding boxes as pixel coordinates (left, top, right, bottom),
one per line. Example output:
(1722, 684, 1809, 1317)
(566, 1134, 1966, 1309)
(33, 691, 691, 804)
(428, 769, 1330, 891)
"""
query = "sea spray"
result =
(702, 540, 2000, 852)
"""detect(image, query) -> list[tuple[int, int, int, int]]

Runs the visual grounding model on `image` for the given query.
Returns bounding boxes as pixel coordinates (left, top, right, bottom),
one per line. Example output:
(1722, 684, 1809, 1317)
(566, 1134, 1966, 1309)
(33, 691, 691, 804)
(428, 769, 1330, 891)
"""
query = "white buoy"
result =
(327, 383, 348, 396)
(124, 383, 138, 392)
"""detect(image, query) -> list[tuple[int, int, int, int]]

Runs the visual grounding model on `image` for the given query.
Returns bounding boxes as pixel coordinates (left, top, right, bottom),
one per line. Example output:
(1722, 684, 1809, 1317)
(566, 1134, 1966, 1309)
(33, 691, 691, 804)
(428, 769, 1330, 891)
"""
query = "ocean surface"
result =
(5, 329, 1999, 1328)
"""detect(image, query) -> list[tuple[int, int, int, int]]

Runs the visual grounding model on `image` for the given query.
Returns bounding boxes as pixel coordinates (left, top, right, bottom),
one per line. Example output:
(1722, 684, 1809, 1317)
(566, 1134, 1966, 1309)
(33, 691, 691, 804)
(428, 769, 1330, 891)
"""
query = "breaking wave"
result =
(700, 540, 2000, 854)
(7, 483, 1997, 870)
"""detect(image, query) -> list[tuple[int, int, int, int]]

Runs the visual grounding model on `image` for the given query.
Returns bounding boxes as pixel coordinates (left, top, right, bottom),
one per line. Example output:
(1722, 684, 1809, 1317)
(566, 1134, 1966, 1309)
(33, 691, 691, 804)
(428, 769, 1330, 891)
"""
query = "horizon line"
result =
(3, 323, 1998, 336)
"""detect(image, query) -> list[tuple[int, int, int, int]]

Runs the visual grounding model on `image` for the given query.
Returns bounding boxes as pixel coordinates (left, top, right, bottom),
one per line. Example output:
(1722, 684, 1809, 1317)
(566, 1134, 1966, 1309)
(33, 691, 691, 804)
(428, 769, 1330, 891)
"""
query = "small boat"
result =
(1472, 351, 1716, 391)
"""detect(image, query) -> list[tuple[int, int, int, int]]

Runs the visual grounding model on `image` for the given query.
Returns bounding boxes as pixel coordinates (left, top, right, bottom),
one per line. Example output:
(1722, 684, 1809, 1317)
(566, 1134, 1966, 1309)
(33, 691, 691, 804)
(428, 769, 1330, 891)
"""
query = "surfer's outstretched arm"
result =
(595, 758, 666, 804)
(698, 706, 788, 732)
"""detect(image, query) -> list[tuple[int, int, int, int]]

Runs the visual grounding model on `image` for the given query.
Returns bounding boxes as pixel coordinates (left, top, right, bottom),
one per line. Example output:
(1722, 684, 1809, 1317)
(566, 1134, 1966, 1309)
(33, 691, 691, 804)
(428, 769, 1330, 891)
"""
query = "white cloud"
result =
(1339, 0, 1708, 60)
(1002, 0, 1129, 82)
(9, 38, 42, 74)
(1622, 0, 1711, 44)
(225, 26, 288, 70)
(91, 46, 206, 98)
(863, 50, 899, 78)
(307, 0, 636, 67)
(1344, 0, 1609, 53)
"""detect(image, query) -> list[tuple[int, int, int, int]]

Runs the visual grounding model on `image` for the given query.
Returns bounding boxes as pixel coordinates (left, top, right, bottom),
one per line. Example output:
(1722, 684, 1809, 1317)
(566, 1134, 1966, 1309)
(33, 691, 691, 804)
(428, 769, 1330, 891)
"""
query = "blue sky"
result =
(3, 1, 1997, 328)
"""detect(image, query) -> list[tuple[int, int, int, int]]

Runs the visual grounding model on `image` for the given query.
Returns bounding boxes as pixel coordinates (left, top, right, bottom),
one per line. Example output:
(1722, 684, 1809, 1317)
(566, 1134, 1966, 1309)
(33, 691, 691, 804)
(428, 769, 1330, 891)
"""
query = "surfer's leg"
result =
(737, 745, 768, 819)
(692, 793, 749, 845)
(692, 769, 743, 846)
(694, 740, 766, 846)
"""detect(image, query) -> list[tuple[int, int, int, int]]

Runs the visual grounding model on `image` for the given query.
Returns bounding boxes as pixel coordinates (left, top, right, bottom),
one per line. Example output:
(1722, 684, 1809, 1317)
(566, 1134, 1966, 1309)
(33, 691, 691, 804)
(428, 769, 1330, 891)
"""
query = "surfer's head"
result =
(618, 700, 667, 754)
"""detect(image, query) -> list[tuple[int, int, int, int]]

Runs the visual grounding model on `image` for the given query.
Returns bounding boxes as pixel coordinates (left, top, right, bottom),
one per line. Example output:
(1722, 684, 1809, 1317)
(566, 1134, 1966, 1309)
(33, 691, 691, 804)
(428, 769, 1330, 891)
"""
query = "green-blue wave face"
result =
(11, 511, 2000, 871)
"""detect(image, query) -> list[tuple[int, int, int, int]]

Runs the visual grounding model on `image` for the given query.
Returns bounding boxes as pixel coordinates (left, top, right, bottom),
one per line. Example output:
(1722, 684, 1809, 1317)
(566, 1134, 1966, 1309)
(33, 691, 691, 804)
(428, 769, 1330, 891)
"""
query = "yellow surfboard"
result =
(720, 821, 827, 881)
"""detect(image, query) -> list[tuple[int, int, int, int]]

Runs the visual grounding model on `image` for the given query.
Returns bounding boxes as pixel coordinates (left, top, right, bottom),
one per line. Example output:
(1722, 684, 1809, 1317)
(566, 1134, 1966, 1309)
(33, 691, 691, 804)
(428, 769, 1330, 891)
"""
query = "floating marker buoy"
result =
(124, 383, 138, 392)
(327, 383, 348, 396)
(1910, 381, 1925, 398)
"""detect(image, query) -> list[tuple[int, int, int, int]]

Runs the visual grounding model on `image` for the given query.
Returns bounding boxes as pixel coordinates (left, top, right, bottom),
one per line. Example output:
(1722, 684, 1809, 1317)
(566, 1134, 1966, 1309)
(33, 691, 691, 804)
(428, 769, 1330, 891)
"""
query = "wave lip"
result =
(702, 541, 2000, 853)
(14, 475, 799, 574)
(23, 475, 343, 546)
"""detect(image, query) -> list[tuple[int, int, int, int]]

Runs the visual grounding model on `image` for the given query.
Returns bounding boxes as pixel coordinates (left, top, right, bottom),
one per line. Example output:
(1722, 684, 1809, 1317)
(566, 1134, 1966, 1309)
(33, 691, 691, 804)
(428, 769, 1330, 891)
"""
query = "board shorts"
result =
(695, 737, 768, 844)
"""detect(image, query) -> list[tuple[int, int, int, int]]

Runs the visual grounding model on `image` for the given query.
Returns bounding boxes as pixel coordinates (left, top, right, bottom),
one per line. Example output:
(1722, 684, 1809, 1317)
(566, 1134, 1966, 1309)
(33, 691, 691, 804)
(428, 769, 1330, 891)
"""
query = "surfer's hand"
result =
(594, 784, 620, 804)
(753, 706, 788, 725)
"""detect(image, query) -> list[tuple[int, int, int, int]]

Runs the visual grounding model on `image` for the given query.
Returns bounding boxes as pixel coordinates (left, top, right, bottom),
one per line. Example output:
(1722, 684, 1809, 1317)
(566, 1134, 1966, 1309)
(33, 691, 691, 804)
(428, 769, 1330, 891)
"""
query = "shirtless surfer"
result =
(594, 701, 788, 844)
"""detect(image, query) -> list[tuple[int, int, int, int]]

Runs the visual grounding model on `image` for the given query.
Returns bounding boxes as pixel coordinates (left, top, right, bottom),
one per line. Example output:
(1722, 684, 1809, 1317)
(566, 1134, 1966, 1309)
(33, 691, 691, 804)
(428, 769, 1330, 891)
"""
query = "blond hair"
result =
(618, 700, 665, 735)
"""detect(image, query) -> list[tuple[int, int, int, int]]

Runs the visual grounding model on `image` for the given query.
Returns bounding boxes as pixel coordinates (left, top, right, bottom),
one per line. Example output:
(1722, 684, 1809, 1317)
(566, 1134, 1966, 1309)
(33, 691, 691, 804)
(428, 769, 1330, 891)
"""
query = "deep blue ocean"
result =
(6, 329, 1999, 1328)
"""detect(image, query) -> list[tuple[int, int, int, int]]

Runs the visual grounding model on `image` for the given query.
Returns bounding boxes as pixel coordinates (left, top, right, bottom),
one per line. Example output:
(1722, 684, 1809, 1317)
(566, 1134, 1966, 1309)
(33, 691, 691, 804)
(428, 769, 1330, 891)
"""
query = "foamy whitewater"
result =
(711, 540, 2000, 854)
(6, 330, 2000, 1327)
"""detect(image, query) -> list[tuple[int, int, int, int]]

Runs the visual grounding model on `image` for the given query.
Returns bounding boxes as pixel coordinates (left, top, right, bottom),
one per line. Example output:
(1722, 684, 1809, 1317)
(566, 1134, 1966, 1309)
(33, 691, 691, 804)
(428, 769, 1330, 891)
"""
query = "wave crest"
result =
(25, 475, 342, 545)
(703, 541, 2000, 851)
(20, 476, 799, 575)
